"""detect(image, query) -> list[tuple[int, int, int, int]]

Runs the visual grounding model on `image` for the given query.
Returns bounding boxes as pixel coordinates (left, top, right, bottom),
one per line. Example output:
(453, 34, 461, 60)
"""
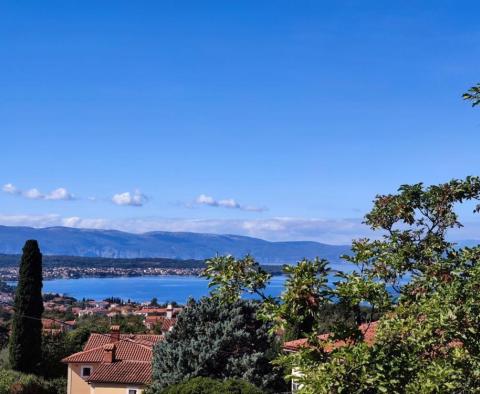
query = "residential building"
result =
(62, 325, 162, 394)
(283, 321, 378, 393)
(42, 318, 76, 335)
(143, 316, 176, 333)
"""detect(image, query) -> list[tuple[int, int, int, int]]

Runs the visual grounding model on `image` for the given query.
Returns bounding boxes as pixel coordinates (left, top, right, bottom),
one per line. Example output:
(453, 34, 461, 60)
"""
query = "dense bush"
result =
(150, 298, 286, 393)
(0, 369, 66, 394)
(158, 377, 262, 394)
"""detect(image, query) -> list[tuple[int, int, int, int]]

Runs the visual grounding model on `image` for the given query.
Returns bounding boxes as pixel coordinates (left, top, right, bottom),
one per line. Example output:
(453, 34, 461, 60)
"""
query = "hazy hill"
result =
(0, 225, 350, 264)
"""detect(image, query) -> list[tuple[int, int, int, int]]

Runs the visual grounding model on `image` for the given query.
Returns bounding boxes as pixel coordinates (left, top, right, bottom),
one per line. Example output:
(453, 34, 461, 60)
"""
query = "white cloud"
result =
(0, 213, 377, 244)
(218, 198, 241, 209)
(0, 214, 63, 227)
(3, 213, 480, 245)
(24, 188, 44, 200)
(194, 194, 266, 212)
(196, 194, 217, 206)
(112, 190, 148, 207)
(2, 183, 20, 195)
(2, 184, 74, 201)
(45, 187, 74, 201)
(61, 216, 109, 228)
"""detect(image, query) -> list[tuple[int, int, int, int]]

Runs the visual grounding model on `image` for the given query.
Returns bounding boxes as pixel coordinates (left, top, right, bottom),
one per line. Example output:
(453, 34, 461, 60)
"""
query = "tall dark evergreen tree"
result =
(150, 298, 286, 393)
(9, 240, 44, 373)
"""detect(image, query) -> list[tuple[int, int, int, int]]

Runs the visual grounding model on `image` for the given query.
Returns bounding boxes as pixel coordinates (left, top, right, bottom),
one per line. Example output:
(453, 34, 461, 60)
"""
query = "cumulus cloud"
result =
(2, 183, 20, 195)
(2, 184, 74, 201)
(24, 188, 44, 199)
(45, 187, 74, 201)
(112, 190, 148, 207)
(194, 194, 266, 212)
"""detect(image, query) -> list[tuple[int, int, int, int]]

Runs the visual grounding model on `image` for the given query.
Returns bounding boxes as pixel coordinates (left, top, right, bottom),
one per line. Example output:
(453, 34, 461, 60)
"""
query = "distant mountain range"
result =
(0, 225, 350, 264)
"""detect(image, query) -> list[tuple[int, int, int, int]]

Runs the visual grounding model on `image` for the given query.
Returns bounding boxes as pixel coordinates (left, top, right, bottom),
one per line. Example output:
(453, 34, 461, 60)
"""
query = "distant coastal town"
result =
(0, 254, 284, 281)
(0, 265, 204, 281)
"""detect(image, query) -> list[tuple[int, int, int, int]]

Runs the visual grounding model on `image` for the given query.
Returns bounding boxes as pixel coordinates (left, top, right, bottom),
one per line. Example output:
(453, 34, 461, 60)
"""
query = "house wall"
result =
(67, 364, 97, 394)
(91, 383, 145, 394)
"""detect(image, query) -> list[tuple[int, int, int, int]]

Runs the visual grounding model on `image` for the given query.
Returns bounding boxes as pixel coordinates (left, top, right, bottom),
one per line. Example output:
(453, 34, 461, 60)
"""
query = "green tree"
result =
(283, 177, 480, 393)
(40, 334, 69, 379)
(463, 83, 480, 106)
(150, 298, 286, 393)
(203, 255, 271, 303)
(204, 255, 337, 339)
(273, 258, 332, 340)
(9, 240, 44, 373)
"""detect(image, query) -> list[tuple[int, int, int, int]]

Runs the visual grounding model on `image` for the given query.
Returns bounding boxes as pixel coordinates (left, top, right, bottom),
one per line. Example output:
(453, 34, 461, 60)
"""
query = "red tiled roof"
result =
(62, 332, 162, 359)
(62, 329, 163, 384)
(137, 307, 167, 314)
(283, 321, 379, 352)
(88, 361, 152, 384)
(145, 316, 176, 331)
(83, 333, 161, 351)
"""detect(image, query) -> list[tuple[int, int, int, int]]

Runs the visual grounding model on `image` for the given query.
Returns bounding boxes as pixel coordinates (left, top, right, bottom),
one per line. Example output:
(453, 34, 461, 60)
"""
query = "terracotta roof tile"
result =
(62, 333, 162, 362)
(83, 333, 161, 351)
(88, 361, 152, 384)
(283, 321, 379, 352)
(145, 316, 176, 331)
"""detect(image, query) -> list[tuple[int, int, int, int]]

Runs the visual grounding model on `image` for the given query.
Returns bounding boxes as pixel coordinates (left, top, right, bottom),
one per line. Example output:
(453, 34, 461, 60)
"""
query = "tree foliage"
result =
(204, 255, 342, 338)
(0, 369, 65, 394)
(264, 258, 333, 340)
(203, 255, 271, 303)
(150, 297, 286, 393)
(9, 240, 44, 374)
(464, 83, 480, 106)
(284, 177, 480, 393)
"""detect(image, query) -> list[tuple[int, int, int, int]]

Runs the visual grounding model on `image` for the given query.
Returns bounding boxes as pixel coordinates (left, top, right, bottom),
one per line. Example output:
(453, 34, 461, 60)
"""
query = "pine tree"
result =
(150, 298, 286, 393)
(9, 240, 44, 373)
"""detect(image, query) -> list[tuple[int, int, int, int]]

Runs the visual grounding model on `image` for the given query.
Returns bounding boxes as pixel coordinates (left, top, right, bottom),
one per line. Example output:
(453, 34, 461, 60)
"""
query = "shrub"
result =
(0, 369, 66, 394)
(158, 377, 262, 394)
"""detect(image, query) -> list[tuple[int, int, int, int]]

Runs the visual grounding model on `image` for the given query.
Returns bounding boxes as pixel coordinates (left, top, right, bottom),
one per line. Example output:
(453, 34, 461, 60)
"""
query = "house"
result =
(77, 307, 109, 318)
(62, 325, 162, 394)
(283, 321, 378, 393)
(135, 304, 181, 318)
(65, 320, 77, 332)
(42, 318, 63, 336)
(42, 318, 76, 335)
(143, 316, 176, 333)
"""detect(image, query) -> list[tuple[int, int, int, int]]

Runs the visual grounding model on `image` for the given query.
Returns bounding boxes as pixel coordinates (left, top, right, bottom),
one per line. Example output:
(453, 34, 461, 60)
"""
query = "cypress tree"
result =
(9, 240, 44, 373)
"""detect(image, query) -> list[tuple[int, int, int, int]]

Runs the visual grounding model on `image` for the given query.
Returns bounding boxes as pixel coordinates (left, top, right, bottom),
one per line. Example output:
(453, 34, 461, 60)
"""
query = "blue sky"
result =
(1, 1, 480, 243)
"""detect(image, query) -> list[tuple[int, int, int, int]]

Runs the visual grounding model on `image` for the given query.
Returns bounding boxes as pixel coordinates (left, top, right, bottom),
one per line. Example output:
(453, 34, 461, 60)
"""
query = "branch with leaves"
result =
(463, 83, 480, 107)
(203, 254, 272, 303)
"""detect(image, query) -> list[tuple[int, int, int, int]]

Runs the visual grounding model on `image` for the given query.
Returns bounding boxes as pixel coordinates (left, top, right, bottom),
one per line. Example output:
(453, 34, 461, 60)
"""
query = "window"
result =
(80, 366, 92, 378)
(127, 389, 138, 394)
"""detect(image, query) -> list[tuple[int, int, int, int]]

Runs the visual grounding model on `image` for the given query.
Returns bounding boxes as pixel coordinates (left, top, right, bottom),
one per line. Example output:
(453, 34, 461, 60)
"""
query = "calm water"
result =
(37, 275, 289, 303)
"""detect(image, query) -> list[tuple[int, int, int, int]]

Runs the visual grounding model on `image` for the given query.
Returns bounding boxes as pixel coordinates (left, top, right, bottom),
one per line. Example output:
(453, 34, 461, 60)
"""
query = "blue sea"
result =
(37, 275, 289, 303)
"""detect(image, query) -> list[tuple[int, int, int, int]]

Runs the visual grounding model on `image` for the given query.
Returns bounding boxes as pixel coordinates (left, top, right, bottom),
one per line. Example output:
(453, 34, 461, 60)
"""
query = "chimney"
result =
(103, 343, 116, 363)
(166, 304, 173, 319)
(110, 325, 120, 343)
